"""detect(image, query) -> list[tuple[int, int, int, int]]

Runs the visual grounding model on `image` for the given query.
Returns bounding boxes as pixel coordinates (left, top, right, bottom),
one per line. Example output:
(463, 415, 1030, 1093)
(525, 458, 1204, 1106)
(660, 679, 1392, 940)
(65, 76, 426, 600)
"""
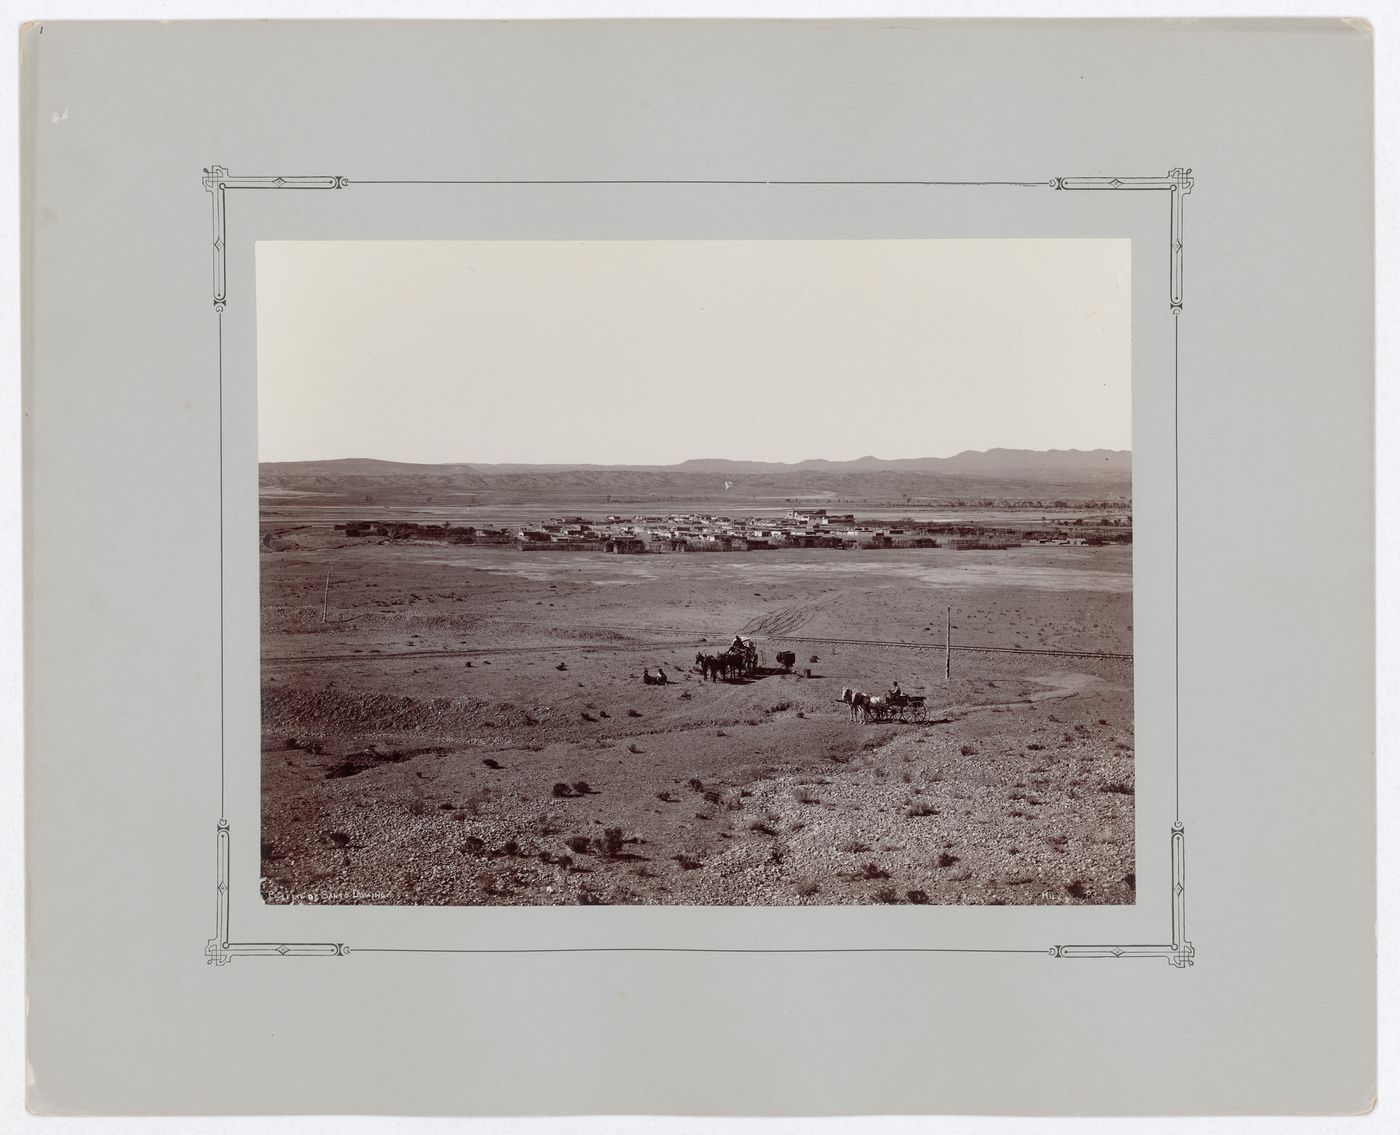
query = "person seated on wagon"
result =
(732, 634, 745, 652)
(889, 679, 903, 702)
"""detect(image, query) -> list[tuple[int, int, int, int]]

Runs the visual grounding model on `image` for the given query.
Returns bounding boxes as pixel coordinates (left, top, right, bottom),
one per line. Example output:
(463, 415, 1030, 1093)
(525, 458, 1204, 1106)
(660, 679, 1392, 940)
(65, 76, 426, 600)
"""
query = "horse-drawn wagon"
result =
(840, 686, 928, 723)
(695, 636, 760, 681)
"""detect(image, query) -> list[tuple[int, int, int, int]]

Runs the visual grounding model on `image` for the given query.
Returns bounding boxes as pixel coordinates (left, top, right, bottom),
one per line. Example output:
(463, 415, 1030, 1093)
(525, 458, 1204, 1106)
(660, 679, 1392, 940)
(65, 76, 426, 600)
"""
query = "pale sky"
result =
(256, 239, 1130, 465)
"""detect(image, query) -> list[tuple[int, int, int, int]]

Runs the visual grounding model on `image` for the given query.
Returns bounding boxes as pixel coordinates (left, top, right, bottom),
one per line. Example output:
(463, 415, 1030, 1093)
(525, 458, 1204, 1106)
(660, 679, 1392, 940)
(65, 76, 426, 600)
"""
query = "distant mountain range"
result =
(265, 449, 1129, 476)
(259, 449, 1130, 506)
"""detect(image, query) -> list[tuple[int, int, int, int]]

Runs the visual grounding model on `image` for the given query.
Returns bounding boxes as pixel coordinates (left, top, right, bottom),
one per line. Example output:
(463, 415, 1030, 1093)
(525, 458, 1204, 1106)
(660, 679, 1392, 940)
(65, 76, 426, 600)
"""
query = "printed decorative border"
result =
(203, 167, 1193, 968)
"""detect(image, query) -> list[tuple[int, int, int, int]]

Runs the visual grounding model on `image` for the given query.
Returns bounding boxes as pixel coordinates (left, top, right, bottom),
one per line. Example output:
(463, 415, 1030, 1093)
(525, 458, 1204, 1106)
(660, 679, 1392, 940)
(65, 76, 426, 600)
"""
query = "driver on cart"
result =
(888, 679, 903, 703)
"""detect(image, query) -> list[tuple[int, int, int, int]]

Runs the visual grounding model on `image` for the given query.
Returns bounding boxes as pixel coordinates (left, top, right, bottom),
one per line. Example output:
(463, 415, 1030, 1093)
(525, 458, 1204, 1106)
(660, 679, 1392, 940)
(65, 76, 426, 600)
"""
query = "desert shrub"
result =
(854, 863, 890, 880)
(1098, 718, 1108, 726)
(656, 791, 677, 803)
(599, 828, 625, 858)
(874, 887, 901, 904)
(1124, 872, 1136, 889)
(745, 718, 761, 727)
(839, 840, 871, 854)
(959, 744, 976, 756)
(285, 737, 301, 750)
(565, 835, 591, 855)
(769, 844, 786, 865)
(407, 797, 427, 816)
(552, 782, 571, 798)
(626, 708, 642, 718)
(501, 839, 521, 857)
(905, 802, 939, 818)
(462, 836, 486, 855)
(809, 655, 820, 664)
(598, 709, 610, 718)
(687, 778, 704, 792)
(935, 852, 960, 868)
(1100, 781, 1134, 795)
(680, 690, 692, 700)
(795, 881, 820, 897)
(674, 854, 702, 870)
(715, 729, 728, 738)
(703, 789, 722, 805)
(572, 781, 593, 795)
(556, 662, 568, 671)
(577, 890, 603, 906)
(906, 889, 930, 904)
(580, 711, 596, 722)
(451, 809, 467, 821)
(768, 701, 792, 714)
(749, 820, 779, 837)
(792, 786, 818, 805)
(1065, 880, 1089, 899)
(627, 743, 642, 754)
(1026, 742, 1045, 751)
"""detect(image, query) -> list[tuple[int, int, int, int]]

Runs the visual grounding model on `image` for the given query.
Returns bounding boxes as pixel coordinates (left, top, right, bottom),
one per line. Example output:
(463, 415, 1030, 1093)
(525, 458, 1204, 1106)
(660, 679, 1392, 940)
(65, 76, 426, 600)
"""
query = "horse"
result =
(840, 687, 867, 722)
(776, 650, 796, 672)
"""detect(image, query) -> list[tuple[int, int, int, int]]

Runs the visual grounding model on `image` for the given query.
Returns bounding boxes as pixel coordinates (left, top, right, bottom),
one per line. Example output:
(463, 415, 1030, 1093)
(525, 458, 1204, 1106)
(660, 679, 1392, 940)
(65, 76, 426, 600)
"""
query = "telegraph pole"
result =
(945, 605, 952, 680)
(320, 569, 331, 623)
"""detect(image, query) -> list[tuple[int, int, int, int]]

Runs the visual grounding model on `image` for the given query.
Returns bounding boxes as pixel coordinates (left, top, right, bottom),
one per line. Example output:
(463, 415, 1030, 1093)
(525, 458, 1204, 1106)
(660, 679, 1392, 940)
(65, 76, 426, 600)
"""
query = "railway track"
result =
(263, 627, 1131, 666)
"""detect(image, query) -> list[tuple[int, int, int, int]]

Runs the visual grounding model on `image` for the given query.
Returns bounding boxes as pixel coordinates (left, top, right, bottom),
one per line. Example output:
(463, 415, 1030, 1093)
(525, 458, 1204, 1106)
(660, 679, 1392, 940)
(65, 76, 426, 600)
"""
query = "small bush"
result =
(656, 791, 677, 803)
(407, 797, 427, 816)
(839, 839, 871, 854)
(749, 820, 780, 837)
(285, 737, 301, 750)
(1065, 880, 1089, 899)
(854, 863, 890, 880)
(959, 744, 976, 756)
(599, 828, 625, 858)
(572, 781, 593, 795)
(792, 786, 818, 805)
(626, 708, 642, 718)
(874, 887, 901, 904)
(935, 852, 960, 868)
(1100, 781, 1134, 795)
(674, 854, 702, 870)
(703, 789, 722, 805)
(906, 802, 939, 818)
(565, 835, 591, 855)
(687, 778, 705, 793)
(906, 889, 930, 904)
(462, 836, 486, 855)
(627, 742, 643, 754)
(552, 782, 572, 798)
(796, 880, 821, 897)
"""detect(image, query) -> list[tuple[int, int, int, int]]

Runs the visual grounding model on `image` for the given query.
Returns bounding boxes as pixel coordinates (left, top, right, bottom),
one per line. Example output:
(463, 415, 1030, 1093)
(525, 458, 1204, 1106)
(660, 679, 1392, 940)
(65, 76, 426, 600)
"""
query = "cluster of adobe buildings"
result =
(330, 507, 1126, 553)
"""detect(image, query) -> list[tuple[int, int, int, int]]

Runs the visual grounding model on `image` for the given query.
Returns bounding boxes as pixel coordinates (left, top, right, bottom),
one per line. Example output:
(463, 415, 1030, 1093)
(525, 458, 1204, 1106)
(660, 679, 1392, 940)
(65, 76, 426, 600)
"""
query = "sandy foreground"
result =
(260, 538, 1134, 906)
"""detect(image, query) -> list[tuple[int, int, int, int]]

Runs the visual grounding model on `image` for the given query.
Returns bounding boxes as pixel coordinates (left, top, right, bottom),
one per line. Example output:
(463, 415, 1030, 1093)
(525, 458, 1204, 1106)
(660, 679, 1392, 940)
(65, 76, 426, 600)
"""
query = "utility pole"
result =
(320, 569, 331, 623)
(945, 605, 952, 681)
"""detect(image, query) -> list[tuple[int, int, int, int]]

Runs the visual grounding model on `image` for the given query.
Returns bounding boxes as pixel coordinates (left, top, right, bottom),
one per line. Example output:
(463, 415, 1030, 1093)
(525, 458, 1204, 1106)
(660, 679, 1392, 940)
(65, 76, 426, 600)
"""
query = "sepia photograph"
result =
(256, 237, 1135, 907)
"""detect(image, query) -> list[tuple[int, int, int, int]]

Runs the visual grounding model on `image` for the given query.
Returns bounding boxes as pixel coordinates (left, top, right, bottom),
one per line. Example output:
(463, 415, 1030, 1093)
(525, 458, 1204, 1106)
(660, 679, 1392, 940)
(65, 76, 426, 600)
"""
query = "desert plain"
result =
(260, 492, 1134, 908)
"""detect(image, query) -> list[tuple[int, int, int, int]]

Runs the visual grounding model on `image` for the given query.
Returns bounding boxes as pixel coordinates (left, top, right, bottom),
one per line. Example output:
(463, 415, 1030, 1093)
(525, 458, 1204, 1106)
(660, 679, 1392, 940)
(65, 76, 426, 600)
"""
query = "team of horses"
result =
(693, 651, 746, 681)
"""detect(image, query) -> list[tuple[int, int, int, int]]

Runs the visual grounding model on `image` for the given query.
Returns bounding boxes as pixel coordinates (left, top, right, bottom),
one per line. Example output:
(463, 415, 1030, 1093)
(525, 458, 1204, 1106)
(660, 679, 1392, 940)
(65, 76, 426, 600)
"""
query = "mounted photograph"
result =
(256, 237, 1134, 907)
